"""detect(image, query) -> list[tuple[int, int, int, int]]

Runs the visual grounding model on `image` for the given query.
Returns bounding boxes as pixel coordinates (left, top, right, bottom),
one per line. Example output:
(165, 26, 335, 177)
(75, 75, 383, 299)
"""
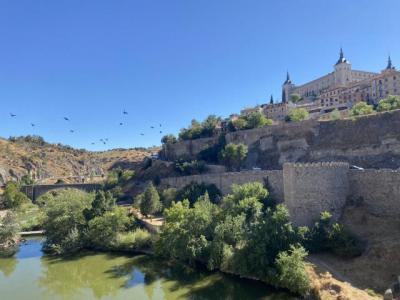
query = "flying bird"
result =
(105, 138, 109, 141)
(140, 133, 144, 136)
(70, 129, 74, 133)
(160, 131, 162, 134)
(123, 109, 128, 115)
(31, 123, 35, 127)
(150, 126, 154, 129)
(64, 117, 70, 121)
(91, 142, 95, 145)
(159, 124, 162, 127)
(10, 113, 16, 117)
(119, 122, 123, 126)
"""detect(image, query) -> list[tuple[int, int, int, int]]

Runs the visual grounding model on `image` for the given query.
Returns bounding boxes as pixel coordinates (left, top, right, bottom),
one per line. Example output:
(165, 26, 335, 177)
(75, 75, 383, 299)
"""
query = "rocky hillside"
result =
(0, 136, 157, 185)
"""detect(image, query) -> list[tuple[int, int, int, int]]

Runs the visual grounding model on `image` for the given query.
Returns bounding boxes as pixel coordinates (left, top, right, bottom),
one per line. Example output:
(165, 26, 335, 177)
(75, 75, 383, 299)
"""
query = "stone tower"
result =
(334, 48, 352, 86)
(282, 71, 295, 103)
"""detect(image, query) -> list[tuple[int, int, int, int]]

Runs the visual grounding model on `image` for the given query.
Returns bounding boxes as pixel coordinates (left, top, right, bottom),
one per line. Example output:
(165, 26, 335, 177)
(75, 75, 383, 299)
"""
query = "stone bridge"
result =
(21, 183, 102, 202)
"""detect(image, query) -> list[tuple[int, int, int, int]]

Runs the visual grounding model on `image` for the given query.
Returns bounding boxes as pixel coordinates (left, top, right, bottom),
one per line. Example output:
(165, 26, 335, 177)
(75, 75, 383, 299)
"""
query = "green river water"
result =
(0, 238, 297, 300)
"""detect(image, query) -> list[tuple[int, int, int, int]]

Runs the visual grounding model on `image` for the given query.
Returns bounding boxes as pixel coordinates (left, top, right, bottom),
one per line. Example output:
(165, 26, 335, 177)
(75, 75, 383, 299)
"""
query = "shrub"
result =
(176, 182, 222, 205)
(377, 95, 400, 112)
(287, 108, 309, 122)
(197, 135, 226, 163)
(0, 212, 19, 245)
(161, 134, 177, 144)
(83, 190, 115, 221)
(160, 188, 178, 209)
(20, 174, 34, 185)
(350, 101, 374, 116)
(330, 109, 341, 120)
(174, 160, 208, 175)
(290, 94, 302, 103)
(179, 115, 222, 141)
(307, 211, 363, 258)
(2, 182, 29, 209)
(139, 183, 162, 216)
(115, 229, 152, 251)
(42, 189, 94, 254)
(86, 207, 130, 250)
(229, 112, 272, 131)
(219, 143, 248, 171)
(275, 246, 310, 296)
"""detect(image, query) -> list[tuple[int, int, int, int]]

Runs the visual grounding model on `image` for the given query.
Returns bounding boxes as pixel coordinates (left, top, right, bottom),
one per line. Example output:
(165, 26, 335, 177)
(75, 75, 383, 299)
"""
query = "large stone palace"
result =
(241, 49, 400, 121)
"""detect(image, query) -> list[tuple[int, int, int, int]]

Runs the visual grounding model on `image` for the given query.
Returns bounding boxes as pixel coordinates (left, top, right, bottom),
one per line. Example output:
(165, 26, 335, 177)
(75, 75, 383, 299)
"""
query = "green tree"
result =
(290, 94, 302, 103)
(140, 183, 162, 217)
(84, 190, 115, 221)
(0, 212, 19, 245)
(176, 182, 221, 205)
(244, 112, 273, 129)
(350, 101, 374, 116)
(219, 143, 248, 171)
(42, 189, 94, 254)
(86, 207, 130, 250)
(275, 246, 310, 296)
(160, 188, 178, 209)
(377, 95, 400, 112)
(20, 174, 34, 185)
(2, 182, 29, 209)
(287, 108, 309, 122)
(161, 134, 177, 144)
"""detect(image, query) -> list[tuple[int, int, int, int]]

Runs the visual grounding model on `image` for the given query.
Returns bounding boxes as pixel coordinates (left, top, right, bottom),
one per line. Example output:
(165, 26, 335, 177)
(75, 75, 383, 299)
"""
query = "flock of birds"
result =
(8, 109, 164, 146)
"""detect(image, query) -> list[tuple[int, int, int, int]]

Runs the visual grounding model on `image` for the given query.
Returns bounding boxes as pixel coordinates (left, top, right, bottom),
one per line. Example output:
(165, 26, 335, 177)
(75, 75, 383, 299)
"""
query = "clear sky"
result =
(1, 0, 399, 150)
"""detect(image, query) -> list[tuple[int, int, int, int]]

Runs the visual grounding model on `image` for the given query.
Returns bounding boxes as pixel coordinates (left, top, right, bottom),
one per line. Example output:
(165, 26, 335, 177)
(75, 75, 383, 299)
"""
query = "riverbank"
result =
(0, 238, 296, 300)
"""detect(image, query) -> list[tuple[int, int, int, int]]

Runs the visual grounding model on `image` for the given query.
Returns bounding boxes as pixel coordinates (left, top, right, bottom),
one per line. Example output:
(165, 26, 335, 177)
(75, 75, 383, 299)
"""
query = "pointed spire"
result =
(386, 55, 395, 70)
(284, 71, 292, 84)
(335, 47, 349, 65)
(270, 94, 274, 104)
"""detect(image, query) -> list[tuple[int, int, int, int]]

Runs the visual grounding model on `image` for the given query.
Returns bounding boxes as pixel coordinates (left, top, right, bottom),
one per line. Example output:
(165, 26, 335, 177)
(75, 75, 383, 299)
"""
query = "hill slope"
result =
(0, 136, 156, 185)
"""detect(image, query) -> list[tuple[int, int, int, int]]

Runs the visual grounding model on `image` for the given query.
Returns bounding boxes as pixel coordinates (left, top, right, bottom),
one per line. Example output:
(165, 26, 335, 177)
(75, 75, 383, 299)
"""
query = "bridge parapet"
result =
(21, 183, 102, 202)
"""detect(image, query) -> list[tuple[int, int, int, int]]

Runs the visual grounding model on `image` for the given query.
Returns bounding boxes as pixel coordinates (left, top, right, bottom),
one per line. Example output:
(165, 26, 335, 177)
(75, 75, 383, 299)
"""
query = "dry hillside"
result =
(0, 136, 157, 185)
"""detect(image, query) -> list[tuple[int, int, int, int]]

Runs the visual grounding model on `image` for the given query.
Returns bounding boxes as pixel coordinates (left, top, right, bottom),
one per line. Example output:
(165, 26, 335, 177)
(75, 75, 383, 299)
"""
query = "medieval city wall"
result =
(283, 162, 349, 226)
(162, 110, 400, 169)
(160, 170, 284, 202)
(160, 163, 400, 226)
(348, 169, 400, 217)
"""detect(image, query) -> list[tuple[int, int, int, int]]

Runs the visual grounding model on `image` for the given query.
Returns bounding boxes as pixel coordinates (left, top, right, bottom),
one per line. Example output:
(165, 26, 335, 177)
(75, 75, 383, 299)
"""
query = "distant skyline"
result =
(1, 0, 399, 150)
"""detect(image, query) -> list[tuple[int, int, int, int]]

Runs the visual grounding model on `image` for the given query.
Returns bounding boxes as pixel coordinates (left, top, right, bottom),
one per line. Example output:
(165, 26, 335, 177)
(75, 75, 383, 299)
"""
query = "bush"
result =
(115, 229, 152, 251)
(160, 188, 178, 209)
(0, 212, 19, 245)
(86, 207, 130, 250)
(287, 108, 309, 122)
(176, 182, 222, 205)
(197, 135, 226, 163)
(83, 190, 115, 221)
(179, 115, 222, 141)
(174, 160, 208, 176)
(275, 246, 310, 296)
(229, 112, 272, 131)
(350, 101, 374, 116)
(377, 95, 400, 112)
(330, 109, 341, 120)
(307, 211, 363, 258)
(290, 94, 302, 103)
(42, 189, 94, 254)
(2, 182, 29, 209)
(139, 183, 162, 216)
(219, 143, 248, 171)
(161, 134, 177, 144)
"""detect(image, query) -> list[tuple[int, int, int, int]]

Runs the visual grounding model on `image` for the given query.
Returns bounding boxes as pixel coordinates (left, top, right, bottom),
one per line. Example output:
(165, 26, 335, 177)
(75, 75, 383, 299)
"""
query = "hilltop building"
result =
(242, 49, 400, 122)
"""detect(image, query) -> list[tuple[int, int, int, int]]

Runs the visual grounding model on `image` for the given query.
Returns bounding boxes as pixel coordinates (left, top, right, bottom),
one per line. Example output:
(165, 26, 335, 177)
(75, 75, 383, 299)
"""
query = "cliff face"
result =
(163, 110, 400, 169)
(0, 138, 154, 184)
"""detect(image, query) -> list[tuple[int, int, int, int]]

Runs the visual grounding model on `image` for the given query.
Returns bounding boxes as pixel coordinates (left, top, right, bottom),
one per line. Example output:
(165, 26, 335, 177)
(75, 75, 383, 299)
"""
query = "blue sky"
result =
(1, 0, 399, 150)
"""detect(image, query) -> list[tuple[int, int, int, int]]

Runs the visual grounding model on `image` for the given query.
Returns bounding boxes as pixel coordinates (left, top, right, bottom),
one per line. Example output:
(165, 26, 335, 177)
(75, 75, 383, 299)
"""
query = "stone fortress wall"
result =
(161, 163, 400, 226)
(162, 110, 400, 170)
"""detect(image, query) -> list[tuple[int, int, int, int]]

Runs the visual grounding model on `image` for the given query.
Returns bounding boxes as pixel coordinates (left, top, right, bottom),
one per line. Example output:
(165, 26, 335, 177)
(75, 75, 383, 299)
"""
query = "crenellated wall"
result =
(160, 163, 400, 226)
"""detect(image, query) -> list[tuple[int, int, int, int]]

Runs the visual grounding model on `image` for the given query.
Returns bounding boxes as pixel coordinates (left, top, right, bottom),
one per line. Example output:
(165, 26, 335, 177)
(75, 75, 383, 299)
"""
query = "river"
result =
(0, 238, 297, 300)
